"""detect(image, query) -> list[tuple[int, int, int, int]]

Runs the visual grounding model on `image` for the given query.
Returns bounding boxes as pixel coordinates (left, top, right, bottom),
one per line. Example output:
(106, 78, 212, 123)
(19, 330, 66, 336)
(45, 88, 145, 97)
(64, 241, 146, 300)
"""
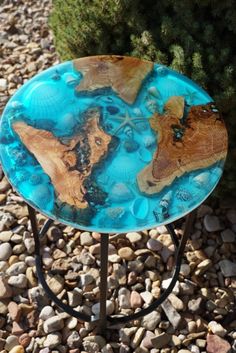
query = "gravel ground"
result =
(0, 1, 236, 353)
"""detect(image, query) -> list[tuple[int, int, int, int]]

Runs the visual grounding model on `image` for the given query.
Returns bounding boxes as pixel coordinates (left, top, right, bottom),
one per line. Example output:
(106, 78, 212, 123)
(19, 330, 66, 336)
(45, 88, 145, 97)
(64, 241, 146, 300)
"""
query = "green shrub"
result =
(50, 0, 236, 198)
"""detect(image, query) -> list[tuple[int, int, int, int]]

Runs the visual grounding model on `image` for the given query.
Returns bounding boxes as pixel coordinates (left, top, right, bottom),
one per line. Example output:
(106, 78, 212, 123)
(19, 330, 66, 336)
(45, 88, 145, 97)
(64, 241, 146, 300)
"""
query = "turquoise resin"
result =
(0, 59, 226, 233)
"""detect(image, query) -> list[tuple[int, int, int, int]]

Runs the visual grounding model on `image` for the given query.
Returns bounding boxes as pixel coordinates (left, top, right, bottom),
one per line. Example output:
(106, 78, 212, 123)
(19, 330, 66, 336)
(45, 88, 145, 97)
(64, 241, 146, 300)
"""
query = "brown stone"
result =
(8, 301, 22, 321)
(0, 277, 13, 299)
(206, 334, 231, 353)
(12, 321, 24, 335)
(118, 247, 135, 261)
(19, 333, 31, 347)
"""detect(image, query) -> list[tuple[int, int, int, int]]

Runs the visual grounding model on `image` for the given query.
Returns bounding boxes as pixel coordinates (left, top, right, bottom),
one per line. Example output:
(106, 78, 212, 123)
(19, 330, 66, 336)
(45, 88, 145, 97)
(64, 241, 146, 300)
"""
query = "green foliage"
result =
(50, 0, 236, 197)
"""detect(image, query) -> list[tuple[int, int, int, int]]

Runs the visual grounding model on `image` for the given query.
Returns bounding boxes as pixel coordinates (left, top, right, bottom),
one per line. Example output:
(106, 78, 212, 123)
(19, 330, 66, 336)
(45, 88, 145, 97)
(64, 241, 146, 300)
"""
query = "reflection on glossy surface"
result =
(0, 56, 228, 233)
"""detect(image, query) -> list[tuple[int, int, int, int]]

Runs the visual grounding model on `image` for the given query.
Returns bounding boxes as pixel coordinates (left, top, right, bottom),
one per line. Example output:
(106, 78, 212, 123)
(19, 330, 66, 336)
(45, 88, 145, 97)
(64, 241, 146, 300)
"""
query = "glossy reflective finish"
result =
(0, 56, 228, 233)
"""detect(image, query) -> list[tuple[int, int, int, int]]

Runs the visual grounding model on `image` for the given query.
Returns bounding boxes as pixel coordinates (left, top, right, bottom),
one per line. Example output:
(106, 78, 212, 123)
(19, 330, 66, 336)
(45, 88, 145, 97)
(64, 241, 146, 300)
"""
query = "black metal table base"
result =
(28, 206, 195, 333)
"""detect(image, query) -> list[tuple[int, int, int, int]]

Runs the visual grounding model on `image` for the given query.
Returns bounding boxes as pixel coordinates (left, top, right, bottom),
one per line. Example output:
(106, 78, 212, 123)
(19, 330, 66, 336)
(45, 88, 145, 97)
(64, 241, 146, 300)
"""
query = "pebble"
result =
(43, 316, 64, 333)
(188, 297, 203, 312)
(6, 262, 27, 276)
(84, 335, 106, 349)
(203, 215, 221, 232)
(130, 290, 143, 308)
(45, 274, 64, 294)
(4, 335, 19, 351)
(180, 263, 191, 276)
(18, 333, 31, 347)
(0, 78, 7, 90)
(226, 209, 236, 223)
(118, 247, 135, 260)
(208, 321, 227, 337)
(206, 334, 231, 353)
(131, 327, 146, 349)
(151, 333, 171, 349)
(219, 259, 236, 277)
(147, 238, 162, 251)
(118, 288, 131, 309)
(39, 306, 55, 320)
(67, 331, 81, 348)
(92, 300, 114, 316)
(126, 232, 142, 243)
(220, 228, 235, 242)
(80, 232, 93, 246)
(8, 346, 24, 353)
(0, 277, 13, 298)
(0, 242, 12, 261)
(43, 333, 61, 348)
(162, 279, 180, 294)
(161, 299, 181, 328)
(140, 291, 153, 304)
(168, 293, 184, 311)
(0, 230, 13, 242)
(141, 311, 161, 330)
(8, 274, 28, 288)
(8, 301, 21, 321)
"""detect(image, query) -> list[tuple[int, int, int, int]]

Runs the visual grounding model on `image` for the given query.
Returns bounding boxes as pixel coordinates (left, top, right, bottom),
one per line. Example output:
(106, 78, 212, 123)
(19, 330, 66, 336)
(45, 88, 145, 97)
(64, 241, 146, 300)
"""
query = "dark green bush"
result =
(50, 0, 236, 197)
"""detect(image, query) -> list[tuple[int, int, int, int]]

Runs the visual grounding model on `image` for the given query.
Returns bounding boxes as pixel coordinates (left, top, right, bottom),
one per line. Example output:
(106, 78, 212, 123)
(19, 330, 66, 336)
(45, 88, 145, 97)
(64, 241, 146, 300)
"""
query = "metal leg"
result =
(98, 233, 109, 334)
(27, 205, 94, 322)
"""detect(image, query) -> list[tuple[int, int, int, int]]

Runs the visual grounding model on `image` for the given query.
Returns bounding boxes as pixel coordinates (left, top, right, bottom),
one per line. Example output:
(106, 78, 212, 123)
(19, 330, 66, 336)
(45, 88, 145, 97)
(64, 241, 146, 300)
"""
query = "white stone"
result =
(140, 291, 153, 304)
(162, 278, 180, 294)
(39, 306, 55, 320)
(0, 243, 12, 260)
(8, 274, 27, 288)
(0, 78, 7, 90)
(80, 232, 93, 246)
(43, 333, 61, 348)
(126, 232, 142, 243)
(208, 321, 227, 337)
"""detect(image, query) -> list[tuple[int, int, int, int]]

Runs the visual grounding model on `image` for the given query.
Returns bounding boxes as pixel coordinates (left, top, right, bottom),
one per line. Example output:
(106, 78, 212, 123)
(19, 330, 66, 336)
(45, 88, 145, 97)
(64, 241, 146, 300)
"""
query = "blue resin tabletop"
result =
(0, 56, 228, 233)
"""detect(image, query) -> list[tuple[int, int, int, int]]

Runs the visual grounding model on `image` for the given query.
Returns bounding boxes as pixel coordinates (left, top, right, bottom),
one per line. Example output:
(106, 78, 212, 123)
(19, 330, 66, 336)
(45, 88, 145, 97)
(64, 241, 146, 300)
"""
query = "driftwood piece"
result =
(13, 108, 112, 209)
(137, 96, 228, 194)
(73, 55, 154, 104)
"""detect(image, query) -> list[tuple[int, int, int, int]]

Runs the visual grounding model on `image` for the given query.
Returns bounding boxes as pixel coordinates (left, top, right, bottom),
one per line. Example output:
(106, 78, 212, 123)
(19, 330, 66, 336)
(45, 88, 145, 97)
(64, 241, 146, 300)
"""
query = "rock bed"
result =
(0, 1, 236, 353)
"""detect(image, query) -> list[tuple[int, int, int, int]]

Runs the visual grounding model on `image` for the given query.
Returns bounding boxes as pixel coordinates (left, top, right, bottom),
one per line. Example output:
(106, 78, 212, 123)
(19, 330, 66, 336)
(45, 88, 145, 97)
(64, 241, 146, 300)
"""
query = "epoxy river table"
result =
(0, 55, 228, 332)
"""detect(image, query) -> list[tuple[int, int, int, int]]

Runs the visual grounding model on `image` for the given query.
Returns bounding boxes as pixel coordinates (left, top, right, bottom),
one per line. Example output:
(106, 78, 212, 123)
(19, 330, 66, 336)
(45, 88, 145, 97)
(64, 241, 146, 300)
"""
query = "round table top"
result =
(0, 55, 228, 233)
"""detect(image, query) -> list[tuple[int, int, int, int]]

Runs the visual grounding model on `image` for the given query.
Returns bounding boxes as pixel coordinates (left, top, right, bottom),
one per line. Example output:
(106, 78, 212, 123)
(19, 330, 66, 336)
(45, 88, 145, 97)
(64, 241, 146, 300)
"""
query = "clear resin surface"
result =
(0, 56, 228, 233)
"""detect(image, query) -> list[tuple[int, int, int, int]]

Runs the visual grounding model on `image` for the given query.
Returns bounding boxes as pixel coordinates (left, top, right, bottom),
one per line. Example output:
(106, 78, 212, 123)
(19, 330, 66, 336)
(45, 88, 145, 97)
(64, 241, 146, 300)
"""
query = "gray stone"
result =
(151, 333, 171, 349)
(6, 262, 27, 276)
(43, 316, 64, 334)
(161, 299, 181, 328)
(219, 259, 236, 277)
(0, 211, 15, 230)
(78, 251, 95, 265)
(220, 229, 235, 243)
(0, 243, 12, 260)
(4, 335, 19, 351)
(118, 288, 131, 309)
(203, 215, 221, 232)
(92, 300, 114, 316)
(141, 311, 161, 330)
(84, 335, 106, 349)
(147, 238, 162, 251)
(226, 209, 236, 224)
(67, 331, 81, 348)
